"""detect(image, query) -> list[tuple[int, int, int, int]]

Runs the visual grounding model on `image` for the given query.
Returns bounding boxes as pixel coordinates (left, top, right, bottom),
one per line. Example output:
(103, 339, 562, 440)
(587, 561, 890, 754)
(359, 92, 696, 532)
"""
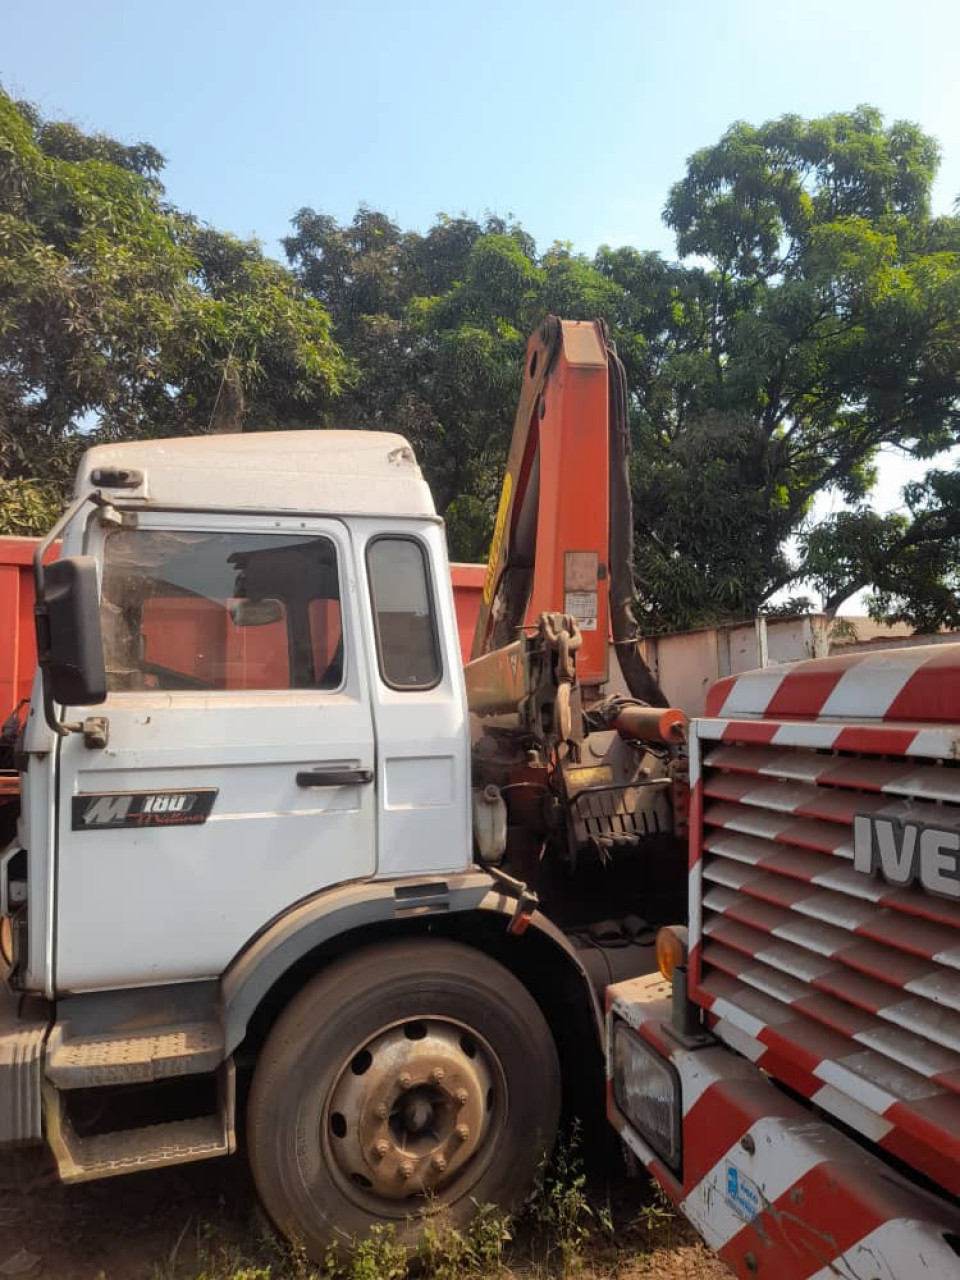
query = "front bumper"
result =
(607, 972, 960, 1280)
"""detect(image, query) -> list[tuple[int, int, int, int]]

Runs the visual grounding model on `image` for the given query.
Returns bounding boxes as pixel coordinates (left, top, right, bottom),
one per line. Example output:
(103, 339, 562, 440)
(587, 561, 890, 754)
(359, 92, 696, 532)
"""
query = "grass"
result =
(143, 1129, 726, 1280)
(0, 1136, 726, 1280)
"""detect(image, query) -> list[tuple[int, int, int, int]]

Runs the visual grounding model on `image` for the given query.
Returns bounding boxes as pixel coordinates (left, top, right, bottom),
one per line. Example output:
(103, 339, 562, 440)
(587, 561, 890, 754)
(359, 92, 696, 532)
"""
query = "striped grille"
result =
(696, 734, 960, 1190)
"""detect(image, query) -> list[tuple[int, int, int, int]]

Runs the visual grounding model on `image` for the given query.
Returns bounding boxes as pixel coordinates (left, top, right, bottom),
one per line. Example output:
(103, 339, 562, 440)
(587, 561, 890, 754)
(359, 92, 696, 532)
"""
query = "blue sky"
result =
(5, 0, 959, 605)
(6, 0, 958, 262)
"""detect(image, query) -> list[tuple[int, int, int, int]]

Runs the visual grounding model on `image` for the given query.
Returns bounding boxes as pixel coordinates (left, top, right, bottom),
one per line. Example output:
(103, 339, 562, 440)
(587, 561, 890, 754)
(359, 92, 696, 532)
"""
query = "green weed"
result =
(632, 1182, 674, 1248)
(524, 1122, 612, 1278)
(142, 1144, 701, 1279)
(335, 1223, 409, 1280)
(415, 1200, 513, 1279)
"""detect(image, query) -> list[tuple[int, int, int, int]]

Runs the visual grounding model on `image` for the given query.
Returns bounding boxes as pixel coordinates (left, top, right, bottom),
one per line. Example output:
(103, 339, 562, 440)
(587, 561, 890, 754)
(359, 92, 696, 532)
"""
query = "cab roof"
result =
(74, 430, 436, 519)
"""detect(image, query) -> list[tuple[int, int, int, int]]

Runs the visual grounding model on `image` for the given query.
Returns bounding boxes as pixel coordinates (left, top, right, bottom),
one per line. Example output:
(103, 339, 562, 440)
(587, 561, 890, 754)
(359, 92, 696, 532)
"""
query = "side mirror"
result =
(35, 557, 107, 707)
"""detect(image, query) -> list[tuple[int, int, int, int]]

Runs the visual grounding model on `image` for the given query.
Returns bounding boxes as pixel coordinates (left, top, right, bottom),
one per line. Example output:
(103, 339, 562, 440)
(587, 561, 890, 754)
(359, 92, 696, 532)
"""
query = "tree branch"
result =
(819, 506, 960, 615)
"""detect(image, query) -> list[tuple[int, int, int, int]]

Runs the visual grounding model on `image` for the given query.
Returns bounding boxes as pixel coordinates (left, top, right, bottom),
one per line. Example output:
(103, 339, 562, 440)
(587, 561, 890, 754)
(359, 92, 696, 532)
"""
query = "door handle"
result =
(296, 767, 374, 788)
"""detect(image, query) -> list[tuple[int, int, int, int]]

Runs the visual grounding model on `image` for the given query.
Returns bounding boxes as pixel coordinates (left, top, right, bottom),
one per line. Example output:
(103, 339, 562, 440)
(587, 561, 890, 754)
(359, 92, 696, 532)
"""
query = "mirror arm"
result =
(33, 489, 104, 593)
(41, 686, 72, 739)
(34, 490, 104, 738)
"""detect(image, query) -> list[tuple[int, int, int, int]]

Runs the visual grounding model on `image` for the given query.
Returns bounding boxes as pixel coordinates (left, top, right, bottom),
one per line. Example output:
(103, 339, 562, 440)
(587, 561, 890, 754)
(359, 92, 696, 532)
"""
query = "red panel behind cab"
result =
(0, 537, 58, 723)
(450, 563, 484, 665)
(142, 597, 290, 690)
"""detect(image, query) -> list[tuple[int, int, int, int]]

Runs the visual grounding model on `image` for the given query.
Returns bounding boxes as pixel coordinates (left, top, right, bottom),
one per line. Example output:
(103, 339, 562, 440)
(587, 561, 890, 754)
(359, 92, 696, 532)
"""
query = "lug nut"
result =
(455, 1124, 470, 1144)
(455, 1088, 468, 1107)
(399, 1160, 414, 1180)
(374, 1139, 390, 1160)
(430, 1067, 445, 1084)
(398, 1072, 413, 1090)
(431, 1154, 447, 1172)
(375, 1103, 389, 1120)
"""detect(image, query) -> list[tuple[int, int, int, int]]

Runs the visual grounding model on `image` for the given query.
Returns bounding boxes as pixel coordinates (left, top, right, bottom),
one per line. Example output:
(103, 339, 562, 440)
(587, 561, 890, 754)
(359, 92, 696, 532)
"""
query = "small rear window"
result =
(367, 538, 441, 689)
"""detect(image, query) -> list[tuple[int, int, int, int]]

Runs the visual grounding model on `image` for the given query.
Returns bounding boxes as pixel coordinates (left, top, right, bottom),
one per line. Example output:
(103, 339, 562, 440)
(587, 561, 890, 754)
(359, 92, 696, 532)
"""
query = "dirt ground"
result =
(0, 1150, 728, 1280)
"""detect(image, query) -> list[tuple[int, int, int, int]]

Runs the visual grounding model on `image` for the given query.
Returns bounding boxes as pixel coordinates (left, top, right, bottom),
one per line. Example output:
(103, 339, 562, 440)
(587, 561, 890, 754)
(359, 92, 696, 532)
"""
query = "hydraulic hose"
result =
(604, 328, 669, 707)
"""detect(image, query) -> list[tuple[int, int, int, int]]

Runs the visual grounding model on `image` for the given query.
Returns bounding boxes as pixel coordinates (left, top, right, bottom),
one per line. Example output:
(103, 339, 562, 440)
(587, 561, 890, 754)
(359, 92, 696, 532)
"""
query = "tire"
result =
(247, 937, 561, 1259)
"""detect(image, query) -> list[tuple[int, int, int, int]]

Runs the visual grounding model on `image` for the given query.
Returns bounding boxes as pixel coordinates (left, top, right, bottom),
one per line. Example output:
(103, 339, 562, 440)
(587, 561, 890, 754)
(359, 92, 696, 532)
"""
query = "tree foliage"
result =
(285, 111, 960, 629)
(3, 93, 960, 634)
(803, 468, 960, 631)
(0, 89, 346, 518)
(642, 107, 960, 627)
(283, 209, 543, 535)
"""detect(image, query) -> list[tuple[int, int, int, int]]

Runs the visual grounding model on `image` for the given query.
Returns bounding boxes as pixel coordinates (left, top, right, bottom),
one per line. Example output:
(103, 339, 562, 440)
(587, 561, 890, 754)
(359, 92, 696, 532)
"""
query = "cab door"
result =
(358, 521, 472, 878)
(53, 511, 376, 991)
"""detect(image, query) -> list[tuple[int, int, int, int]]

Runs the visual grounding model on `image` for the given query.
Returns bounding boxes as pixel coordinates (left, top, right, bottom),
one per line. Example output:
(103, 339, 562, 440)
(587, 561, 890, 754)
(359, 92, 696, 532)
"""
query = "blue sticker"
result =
(724, 1161, 762, 1222)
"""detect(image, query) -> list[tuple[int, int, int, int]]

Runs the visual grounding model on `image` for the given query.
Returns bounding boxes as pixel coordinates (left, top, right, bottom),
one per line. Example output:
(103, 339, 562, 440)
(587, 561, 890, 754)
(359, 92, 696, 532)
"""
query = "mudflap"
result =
(0, 981, 48, 1145)
(607, 972, 960, 1280)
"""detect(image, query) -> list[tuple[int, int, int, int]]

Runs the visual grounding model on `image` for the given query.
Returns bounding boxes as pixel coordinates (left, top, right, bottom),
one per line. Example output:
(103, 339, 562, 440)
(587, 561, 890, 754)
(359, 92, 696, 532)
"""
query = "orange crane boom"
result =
(467, 316, 664, 708)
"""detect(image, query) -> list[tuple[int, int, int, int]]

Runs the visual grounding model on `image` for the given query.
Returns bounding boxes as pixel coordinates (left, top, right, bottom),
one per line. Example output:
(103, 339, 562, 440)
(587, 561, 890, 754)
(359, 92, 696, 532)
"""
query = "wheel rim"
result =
(322, 1016, 505, 1213)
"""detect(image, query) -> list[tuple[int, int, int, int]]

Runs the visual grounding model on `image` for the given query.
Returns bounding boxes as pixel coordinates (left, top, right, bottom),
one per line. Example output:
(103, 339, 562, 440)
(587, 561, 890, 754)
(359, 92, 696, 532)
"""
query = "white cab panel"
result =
(353, 519, 471, 878)
(53, 512, 376, 990)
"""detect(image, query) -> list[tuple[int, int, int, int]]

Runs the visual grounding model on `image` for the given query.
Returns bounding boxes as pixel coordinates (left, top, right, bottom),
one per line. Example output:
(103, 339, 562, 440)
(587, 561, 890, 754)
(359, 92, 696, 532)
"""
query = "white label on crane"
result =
(565, 591, 598, 630)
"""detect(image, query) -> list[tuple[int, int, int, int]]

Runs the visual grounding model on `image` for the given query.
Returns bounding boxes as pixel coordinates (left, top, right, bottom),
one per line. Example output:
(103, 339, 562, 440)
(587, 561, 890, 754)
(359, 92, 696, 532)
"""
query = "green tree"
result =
(9, 91, 957, 630)
(630, 106, 960, 628)
(803, 468, 960, 630)
(289, 105, 960, 618)
(0, 90, 346, 530)
(285, 210, 630, 556)
(286, 109, 960, 617)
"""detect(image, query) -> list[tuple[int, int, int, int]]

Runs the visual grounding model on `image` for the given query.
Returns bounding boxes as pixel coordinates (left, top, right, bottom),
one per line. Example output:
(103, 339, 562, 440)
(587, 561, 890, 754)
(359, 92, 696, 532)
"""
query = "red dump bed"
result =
(0, 538, 54, 724)
(448, 563, 484, 666)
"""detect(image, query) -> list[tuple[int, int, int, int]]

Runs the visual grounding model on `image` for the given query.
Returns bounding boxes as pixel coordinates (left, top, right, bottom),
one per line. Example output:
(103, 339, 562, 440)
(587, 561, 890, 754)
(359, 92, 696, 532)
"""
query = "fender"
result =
(221, 870, 603, 1054)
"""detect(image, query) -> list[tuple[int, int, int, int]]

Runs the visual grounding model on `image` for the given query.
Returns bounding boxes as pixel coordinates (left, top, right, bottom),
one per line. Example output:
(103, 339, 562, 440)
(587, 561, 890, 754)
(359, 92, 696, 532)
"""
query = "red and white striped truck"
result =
(608, 648, 960, 1276)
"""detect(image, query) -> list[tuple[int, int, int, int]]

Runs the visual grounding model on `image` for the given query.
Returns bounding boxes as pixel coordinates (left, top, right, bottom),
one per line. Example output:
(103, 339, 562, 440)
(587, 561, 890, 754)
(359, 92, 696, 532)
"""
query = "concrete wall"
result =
(623, 615, 831, 716)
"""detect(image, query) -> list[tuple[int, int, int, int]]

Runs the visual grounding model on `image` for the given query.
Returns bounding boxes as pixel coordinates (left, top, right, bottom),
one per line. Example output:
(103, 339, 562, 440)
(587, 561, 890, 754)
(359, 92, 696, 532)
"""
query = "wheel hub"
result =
(398, 1090, 435, 1134)
(325, 1018, 498, 1203)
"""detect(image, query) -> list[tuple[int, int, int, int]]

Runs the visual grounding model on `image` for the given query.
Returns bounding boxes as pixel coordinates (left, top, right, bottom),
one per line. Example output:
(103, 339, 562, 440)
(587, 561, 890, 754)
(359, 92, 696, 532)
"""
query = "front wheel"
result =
(247, 937, 561, 1258)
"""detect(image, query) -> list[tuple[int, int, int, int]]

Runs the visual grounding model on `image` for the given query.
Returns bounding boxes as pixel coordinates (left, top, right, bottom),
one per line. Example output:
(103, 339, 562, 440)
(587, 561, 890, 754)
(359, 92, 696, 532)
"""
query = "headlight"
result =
(612, 1022, 681, 1171)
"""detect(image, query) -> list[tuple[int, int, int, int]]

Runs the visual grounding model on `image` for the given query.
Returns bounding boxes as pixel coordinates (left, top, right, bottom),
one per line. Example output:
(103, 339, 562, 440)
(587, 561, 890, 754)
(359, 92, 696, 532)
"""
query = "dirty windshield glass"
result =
(100, 529, 342, 692)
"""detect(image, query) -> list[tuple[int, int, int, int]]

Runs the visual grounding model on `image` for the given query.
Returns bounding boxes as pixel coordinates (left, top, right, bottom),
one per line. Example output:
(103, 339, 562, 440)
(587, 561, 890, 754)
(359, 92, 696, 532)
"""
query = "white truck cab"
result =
(22, 431, 471, 995)
(7, 432, 567, 1257)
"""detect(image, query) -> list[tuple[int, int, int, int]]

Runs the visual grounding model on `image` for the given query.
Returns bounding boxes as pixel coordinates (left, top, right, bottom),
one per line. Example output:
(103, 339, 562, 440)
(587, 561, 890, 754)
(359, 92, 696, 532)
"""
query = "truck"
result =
(2, 316, 960, 1277)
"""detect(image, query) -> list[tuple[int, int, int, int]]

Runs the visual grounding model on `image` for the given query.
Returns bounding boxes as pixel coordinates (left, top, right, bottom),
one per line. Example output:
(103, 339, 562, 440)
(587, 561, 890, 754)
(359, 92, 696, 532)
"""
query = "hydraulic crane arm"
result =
(468, 317, 665, 707)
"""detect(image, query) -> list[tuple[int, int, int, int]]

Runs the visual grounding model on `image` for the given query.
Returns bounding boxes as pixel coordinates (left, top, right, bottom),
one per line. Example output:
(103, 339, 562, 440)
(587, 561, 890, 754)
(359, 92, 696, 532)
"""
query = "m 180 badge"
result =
(72, 789, 218, 831)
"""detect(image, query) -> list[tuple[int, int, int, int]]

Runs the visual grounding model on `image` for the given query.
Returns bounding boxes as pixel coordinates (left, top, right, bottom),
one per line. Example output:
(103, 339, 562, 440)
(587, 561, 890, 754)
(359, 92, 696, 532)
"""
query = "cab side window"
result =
(367, 538, 441, 689)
